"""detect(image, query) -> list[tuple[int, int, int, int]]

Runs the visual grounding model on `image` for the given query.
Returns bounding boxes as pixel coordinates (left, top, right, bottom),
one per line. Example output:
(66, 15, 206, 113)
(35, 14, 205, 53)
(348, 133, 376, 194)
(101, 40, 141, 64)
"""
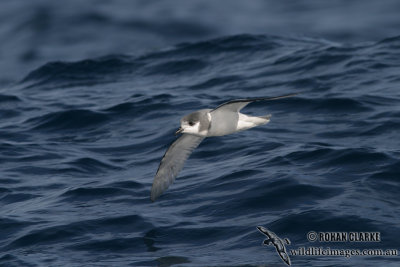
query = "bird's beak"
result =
(175, 127, 184, 135)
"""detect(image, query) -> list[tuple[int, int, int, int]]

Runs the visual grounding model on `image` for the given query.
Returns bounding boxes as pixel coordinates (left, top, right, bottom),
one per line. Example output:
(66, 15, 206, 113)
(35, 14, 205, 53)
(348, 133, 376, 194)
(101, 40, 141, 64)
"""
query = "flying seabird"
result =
(151, 93, 298, 201)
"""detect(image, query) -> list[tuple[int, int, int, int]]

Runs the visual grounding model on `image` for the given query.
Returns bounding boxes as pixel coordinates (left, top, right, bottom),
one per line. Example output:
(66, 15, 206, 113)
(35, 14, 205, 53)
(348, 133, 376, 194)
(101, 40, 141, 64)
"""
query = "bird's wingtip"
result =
(150, 184, 162, 202)
(150, 189, 158, 202)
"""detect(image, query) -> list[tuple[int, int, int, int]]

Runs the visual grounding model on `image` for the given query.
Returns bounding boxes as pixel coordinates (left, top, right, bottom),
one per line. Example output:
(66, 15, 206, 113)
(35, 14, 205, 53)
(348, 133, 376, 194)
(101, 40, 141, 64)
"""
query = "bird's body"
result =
(209, 109, 270, 136)
(150, 93, 297, 201)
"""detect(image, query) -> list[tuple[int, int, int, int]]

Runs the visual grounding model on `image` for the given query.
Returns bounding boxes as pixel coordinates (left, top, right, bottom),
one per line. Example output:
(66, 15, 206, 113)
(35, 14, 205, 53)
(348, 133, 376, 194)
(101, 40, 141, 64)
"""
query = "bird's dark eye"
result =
(188, 121, 194, 126)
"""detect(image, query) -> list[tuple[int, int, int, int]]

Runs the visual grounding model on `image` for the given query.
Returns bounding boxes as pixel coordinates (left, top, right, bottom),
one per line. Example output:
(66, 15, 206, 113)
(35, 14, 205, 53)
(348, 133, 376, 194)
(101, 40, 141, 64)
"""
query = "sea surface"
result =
(1, 1, 400, 267)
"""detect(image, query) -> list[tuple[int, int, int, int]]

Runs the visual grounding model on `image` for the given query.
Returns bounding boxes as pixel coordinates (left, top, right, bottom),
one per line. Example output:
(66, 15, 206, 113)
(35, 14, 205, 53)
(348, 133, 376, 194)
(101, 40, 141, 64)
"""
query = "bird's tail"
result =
(237, 113, 271, 131)
(260, 114, 272, 122)
(254, 114, 271, 126)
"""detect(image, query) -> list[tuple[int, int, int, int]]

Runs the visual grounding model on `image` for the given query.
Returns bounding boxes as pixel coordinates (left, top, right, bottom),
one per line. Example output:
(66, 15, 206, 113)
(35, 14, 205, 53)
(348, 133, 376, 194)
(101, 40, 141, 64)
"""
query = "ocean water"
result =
(1, 1, 400, 267)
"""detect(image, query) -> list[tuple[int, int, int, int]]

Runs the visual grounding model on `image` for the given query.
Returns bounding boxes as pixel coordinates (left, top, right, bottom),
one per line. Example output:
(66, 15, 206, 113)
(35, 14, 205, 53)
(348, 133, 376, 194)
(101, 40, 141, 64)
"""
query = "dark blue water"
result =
(1, 1, 400, 267)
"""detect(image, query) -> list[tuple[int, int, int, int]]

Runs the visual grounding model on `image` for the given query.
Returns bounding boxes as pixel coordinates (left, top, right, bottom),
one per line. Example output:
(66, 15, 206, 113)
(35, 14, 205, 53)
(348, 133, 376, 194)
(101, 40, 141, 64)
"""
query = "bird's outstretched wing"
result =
(151, 134, 204, 201)
(212, 93, 298, 113)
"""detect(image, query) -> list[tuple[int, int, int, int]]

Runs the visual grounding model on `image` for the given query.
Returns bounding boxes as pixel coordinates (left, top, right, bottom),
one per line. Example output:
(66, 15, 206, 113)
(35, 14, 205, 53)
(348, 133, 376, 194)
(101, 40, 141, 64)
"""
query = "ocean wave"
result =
(27, 109, 109, 131)
(0, 94, 21, 103)
(4, 214, 152, 250)
(20, 55, 139, 89)
(1, 33, 399, 266)
(60, 187, 133, 201)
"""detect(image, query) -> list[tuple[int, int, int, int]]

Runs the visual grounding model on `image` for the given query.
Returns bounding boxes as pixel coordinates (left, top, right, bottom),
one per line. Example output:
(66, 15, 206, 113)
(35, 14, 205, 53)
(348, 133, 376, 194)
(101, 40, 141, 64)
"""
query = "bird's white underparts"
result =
(150, 93, 298, 201)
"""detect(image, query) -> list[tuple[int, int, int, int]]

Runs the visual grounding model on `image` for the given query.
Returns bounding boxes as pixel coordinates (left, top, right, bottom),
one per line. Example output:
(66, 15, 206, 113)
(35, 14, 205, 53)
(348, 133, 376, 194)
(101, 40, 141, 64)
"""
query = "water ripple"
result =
(2, 33, 399, 266)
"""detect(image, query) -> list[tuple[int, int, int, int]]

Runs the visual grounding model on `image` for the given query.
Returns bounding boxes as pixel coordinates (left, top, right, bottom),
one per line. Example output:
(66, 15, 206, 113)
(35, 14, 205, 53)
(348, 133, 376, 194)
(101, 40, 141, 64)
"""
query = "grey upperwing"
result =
(151, 134, 204, 201)
(212, 93, 299, 113)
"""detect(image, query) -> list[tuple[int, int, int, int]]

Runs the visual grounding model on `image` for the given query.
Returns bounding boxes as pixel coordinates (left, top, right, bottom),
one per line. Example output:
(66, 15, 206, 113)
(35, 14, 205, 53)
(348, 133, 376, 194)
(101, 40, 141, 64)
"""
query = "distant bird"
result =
(257, 226, 291, 266)
(151, 93, 298, 201)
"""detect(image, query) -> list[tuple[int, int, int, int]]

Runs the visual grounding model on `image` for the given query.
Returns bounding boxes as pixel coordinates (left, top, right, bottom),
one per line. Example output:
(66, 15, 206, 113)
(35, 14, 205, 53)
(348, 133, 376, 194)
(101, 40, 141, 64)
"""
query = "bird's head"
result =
(175, 110, 210, 136)
(176, 112, 201, 135)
